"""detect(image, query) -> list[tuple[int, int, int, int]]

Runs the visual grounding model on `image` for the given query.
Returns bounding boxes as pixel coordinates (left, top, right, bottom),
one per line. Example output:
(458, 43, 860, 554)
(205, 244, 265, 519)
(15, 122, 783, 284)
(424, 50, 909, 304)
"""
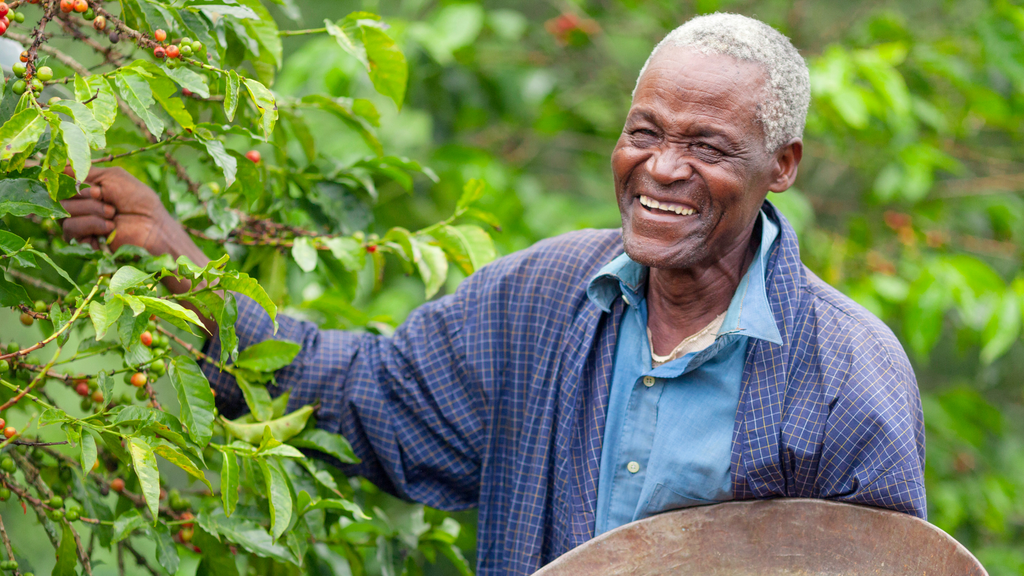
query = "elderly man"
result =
(61, 12, 924, 576)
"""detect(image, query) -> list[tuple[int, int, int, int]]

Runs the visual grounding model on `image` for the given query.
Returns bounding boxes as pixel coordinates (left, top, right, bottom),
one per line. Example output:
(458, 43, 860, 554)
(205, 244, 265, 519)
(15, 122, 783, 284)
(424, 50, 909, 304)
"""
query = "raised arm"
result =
(59, 167, 489, 510)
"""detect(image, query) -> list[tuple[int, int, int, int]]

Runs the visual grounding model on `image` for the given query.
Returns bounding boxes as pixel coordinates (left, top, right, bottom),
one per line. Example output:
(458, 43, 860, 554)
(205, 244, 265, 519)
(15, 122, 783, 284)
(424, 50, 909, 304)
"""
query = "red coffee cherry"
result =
(110, 478, 125, 492)
(130, 372, 147, 387)
(153, 46, 166, 59)
(154, 29, 166, 42)
(245, 150, 261, 163)
(165, 44, 180, 58)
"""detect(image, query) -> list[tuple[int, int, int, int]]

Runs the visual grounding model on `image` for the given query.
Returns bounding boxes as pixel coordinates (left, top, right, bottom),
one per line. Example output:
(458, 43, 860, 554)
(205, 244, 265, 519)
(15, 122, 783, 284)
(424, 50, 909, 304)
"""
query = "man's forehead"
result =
(637, 46, 768, 95)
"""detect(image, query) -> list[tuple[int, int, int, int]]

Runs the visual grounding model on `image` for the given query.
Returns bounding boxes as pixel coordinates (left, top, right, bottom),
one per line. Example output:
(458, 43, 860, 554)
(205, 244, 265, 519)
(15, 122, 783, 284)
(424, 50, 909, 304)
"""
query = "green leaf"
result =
(0, 108, 46, 160)
(60, 120, 91, 183)
(40, 122, 69, 200)
(97, 371, 114, 410)
(26, 249, 80, 292)
(0, 178, 70, 219)
(456, 178, 485, 209)
(199, 137, 237, 188)
(137, 64, 194, 130)
(416, 241, 448, 299)
(325, 17, 369, 69)
(291, 236, 318, 272)
(258, 458, 293, 542)
(118, 294, 147, 317)
(74, 75, 118, 131)
(220, 447, 240, 517)
(233, 340, 301, 373)
(361, 23, 407, 109)
(150, 523, 180, 574)
(168, 356, 216, 446)
(219, 272, 278, 331)
(981, 289, 1022, 364)
(300, 94, 381, 156)
(323, 237, 366, 271)
(236, 372, 274, 422)
(431, 224, 497, 275)
(137, 295, 204, 335)
(153, 443, 213, 490)
(236, 0, 282, 67)
(115, 70, 165, 138)
(160, 64, 210, 98)
(89, 298, 124, 340)
(52, 522, 79, 576)
(0, 274, 30, 308)
(50, 304, 73, 347)
(197, 509, 297, 564)
(243, 78, 278, 139)
(80, 431, 97, 474)
(288, 427, 359, 464)
(224, 71, 240, 122)
(112, 510, 147, 543)
(109, 265, 153, 294)
(50, 101, 106, 150)
(128, 437, 161, 520)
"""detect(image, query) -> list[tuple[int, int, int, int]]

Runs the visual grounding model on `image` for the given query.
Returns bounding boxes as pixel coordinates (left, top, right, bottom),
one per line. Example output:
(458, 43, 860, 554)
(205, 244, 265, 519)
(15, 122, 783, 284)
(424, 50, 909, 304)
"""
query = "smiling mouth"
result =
(638, 195, 697, 216)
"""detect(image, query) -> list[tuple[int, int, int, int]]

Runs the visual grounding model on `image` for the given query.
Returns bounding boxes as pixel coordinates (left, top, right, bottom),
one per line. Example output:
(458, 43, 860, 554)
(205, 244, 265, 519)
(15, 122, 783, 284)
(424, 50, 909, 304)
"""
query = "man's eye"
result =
(631, 128, 657, 137)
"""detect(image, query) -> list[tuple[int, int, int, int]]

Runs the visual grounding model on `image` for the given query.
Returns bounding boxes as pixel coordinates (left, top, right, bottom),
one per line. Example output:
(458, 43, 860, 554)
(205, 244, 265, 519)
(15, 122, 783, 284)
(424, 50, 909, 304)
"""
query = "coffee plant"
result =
(0, 1, 494, 574)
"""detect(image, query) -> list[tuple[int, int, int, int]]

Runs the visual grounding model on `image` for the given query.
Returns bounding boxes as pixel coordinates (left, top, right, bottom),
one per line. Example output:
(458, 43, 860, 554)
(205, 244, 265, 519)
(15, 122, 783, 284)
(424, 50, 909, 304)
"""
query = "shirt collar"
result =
(587, 209, 783, 346)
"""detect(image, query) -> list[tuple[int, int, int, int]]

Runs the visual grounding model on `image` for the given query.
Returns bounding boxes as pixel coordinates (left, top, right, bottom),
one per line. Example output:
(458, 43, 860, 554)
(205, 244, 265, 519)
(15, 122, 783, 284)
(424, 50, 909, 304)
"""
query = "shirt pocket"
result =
(644, 482, 727, 516)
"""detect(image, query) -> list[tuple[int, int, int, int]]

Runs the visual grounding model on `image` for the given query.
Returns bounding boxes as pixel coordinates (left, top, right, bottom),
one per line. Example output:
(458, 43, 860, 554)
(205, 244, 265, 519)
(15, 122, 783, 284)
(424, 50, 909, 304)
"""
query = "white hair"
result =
(635, 13, 810, 152)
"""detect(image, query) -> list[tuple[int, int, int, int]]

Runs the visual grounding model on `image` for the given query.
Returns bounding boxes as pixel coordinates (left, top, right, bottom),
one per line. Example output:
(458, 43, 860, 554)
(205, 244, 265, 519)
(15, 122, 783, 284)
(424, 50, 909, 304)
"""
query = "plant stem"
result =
(93, 134, 184, 164)
(278, 27, 327, 37)
(0, 283, 100, 362)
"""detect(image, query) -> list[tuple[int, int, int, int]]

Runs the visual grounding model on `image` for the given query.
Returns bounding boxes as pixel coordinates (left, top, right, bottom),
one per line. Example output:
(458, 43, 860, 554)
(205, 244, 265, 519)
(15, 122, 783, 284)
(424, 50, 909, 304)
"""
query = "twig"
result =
(24, 0, 59, 78)
(7, 269, 68, 297)
(4, 30, 91, 77)
(0, 513, 16, 572)
(123, 541, 162, 576)
(92, 134, 184, 164)
(11, 440, 69, 447)
(278, 27, 327, 37)
(0, 284, 100, 363)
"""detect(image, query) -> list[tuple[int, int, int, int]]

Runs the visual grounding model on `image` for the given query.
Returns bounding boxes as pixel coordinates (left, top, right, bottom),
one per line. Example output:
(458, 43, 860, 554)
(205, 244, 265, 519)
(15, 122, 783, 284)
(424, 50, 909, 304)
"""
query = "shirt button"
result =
(627, 461, 640, 474)
(643, 376, 655, 387)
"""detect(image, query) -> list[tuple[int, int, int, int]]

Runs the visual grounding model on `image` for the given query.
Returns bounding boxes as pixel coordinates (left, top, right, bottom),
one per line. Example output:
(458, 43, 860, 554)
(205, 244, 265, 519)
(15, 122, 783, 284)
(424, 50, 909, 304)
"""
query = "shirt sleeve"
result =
(815, 349, 927, 519)
(200, 282, 487, 511)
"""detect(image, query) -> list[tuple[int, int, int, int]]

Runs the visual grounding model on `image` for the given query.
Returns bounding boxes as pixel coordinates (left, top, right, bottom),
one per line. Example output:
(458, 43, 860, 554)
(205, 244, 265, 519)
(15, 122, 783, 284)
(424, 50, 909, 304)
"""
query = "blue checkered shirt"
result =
(202, 201, 926, 576)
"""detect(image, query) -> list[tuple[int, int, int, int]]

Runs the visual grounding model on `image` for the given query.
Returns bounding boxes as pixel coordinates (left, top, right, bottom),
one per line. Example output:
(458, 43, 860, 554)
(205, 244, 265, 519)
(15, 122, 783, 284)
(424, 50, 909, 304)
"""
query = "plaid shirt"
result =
(202, 202, 926, 576)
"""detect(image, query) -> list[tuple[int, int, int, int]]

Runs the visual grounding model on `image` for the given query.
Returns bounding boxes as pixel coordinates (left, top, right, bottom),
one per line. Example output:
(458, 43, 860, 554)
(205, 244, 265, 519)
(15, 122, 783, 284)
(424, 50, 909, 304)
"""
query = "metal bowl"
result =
(535, 499, 986, 575)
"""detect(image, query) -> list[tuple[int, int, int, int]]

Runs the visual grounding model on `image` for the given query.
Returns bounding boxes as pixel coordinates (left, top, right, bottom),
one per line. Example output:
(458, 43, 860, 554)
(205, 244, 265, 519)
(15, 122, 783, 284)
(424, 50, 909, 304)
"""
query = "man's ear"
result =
(768, 138, 802, 193)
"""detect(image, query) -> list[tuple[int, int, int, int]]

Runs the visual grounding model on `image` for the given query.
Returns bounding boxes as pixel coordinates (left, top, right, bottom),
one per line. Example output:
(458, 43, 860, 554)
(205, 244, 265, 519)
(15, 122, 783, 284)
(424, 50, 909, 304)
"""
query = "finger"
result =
(60, 198, 115, 219)
(62, 216, 114, 242)
(63, 165, 111, 185)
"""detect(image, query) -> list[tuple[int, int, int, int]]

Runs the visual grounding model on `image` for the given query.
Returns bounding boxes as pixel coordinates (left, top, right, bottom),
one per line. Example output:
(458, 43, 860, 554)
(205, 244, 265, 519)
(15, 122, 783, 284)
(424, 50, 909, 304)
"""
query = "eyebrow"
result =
(626, 108, 740, 144)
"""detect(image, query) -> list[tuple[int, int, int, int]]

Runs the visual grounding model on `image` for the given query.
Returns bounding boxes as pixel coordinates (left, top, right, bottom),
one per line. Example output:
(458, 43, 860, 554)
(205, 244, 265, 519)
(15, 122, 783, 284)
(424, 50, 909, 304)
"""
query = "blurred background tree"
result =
(2, 0, 1022, 573)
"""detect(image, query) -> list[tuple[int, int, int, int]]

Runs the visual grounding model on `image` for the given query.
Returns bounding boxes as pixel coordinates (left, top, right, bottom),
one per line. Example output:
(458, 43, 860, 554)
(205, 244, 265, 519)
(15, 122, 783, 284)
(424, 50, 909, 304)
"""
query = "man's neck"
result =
(645, 220, 760, 356)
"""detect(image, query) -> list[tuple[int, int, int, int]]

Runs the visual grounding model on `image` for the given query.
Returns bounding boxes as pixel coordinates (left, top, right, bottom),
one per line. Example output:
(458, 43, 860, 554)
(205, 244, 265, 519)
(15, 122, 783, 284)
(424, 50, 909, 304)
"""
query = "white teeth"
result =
(639, 195, 695, 216)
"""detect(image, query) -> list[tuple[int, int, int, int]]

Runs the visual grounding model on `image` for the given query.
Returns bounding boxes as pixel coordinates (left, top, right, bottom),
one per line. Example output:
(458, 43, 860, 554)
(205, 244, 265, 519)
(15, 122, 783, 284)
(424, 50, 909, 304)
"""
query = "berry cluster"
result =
(0, 2, 26, 36)
(151, 28, 204, 63)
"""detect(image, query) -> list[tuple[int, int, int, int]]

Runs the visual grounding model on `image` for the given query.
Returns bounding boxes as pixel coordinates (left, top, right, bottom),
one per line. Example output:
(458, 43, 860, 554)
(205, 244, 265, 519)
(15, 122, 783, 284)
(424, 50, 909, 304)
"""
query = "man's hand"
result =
(60, 167, 202, 261)
(60, 167, 217, 335)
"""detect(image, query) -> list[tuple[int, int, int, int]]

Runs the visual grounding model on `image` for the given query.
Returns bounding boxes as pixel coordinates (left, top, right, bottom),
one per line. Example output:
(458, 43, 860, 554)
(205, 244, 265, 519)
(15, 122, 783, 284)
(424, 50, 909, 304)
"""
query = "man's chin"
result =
(622, 234, 704, 270)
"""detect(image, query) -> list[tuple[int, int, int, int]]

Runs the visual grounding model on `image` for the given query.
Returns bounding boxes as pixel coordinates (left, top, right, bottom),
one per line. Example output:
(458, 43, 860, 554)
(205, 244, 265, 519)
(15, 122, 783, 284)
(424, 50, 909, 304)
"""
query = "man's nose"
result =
(645, 147, 694, 185)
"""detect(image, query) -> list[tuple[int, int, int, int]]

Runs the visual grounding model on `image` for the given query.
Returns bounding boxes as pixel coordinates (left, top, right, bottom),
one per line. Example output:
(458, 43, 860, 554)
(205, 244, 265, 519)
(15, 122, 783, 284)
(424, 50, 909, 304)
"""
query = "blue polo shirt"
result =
(587, 209, 782, 534)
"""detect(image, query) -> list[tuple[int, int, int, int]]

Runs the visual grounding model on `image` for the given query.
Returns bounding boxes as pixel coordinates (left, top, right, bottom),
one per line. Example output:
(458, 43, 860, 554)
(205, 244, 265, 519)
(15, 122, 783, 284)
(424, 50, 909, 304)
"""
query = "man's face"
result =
(612, 47, 779, 270)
